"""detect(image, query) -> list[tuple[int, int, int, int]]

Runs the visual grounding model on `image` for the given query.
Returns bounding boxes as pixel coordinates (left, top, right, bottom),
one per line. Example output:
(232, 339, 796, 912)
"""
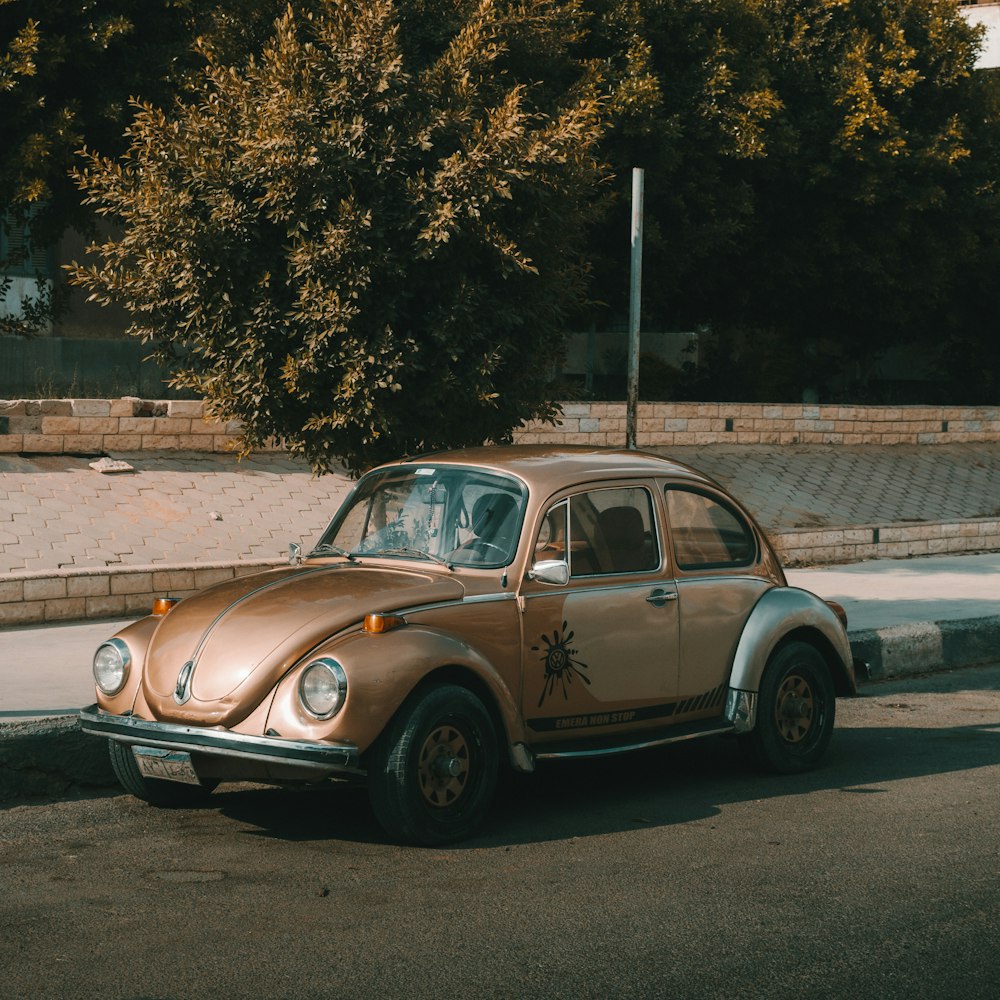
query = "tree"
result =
(739, 3, 993, 399)
(579, 0, 781, 333)
(581, 1, 1000, 402)
(711, 0, 1000, 398)
(1, 0, 282, 334)
(70, 0, 605, 473)
(0, 0, 280, 239)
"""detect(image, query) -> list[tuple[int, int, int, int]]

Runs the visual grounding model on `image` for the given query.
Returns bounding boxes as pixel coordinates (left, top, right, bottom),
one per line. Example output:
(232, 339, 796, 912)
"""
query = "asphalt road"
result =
(2, 666, 998, 1000)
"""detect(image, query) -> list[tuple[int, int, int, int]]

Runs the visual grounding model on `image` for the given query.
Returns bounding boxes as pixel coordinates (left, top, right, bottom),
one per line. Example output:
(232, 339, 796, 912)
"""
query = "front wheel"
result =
(367, 684, 499, 846)
(108, 740, 217, 807)
(743, 641, 835, 773)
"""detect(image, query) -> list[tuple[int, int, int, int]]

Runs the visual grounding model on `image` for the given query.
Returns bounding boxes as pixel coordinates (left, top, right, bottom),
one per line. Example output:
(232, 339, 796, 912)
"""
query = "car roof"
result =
(380, 444, 720, 496)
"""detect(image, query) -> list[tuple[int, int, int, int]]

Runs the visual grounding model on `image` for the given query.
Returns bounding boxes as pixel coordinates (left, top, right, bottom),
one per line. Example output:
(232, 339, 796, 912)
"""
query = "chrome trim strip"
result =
(534, 724, 736, 761)
(521, 579, 670, 601)
(393, 593, 518, 616)
(460, 593, 518, 605)
(79, 706, 362, 774)
(677, 574, 772, 585)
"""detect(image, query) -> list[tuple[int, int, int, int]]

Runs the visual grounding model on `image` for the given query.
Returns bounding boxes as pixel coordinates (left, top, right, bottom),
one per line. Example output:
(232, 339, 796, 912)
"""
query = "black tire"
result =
(744, 641, 836, 773)
(367, 684, 499, 846)
(108, 740, 217, 807)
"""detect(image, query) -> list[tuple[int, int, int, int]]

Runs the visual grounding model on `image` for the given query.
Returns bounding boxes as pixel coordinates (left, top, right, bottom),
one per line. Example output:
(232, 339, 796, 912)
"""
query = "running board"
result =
(533, 716, 736, 762)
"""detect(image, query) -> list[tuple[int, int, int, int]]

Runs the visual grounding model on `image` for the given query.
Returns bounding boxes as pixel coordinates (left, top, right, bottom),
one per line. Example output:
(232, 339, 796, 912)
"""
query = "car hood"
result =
(141, 563, 465, 724)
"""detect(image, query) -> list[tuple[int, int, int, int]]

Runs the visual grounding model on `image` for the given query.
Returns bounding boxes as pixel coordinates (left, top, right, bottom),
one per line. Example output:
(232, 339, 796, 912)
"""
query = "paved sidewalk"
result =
(668, 443, 1000, 532)
(0, 618, 133, 719)
(2, 444, 1000, 575)
(790, 553, 1000, 681)
(0, 452, 350, 573)
(788, 552, 1000, 631)
(2, 551, 998, 721)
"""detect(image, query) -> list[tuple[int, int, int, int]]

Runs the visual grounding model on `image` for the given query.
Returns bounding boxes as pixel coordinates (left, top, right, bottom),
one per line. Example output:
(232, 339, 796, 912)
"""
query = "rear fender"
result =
(725, 587, 855, 731)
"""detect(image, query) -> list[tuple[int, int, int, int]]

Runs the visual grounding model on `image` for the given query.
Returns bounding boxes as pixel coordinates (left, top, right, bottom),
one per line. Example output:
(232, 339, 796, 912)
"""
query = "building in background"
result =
(961, 1, 1000, 69)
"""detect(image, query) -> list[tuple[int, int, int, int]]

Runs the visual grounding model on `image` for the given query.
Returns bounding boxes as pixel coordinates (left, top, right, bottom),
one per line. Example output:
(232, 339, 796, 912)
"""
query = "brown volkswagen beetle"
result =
(81, 446, 857, 844)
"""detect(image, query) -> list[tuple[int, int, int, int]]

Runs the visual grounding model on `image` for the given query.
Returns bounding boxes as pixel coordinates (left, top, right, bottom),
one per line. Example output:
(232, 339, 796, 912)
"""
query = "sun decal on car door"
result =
(533, 622, 590, 706)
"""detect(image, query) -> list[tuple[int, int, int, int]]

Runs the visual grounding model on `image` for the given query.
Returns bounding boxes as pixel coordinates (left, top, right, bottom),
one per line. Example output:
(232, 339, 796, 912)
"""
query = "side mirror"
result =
(528, 559, 569, 586)
(288, 542, 302, 566)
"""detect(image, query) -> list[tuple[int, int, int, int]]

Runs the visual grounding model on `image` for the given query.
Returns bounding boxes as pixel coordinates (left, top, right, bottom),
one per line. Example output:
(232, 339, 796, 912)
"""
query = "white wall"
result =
(962, 3, 1000, 70)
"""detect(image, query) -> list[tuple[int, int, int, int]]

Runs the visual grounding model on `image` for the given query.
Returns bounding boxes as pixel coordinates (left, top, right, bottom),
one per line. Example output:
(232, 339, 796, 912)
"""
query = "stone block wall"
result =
(0, 560, 282, 626)
(0, 398, 279, 454)
(516, 402, 1000, 447)
(3, 398, 1000, 454)
(773, 518, 1000, 568)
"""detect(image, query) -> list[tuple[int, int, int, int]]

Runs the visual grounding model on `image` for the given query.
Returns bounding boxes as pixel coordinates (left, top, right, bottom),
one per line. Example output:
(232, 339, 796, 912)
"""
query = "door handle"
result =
(646, 588, 678, 607)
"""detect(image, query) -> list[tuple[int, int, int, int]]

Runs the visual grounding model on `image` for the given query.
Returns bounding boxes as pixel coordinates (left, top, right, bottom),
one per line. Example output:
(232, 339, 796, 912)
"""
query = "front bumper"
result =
(79, 705, 362, 777)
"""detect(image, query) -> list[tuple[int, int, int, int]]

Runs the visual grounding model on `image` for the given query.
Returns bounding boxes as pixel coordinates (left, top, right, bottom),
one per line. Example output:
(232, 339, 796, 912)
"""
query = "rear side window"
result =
(665, 488, 756, 570)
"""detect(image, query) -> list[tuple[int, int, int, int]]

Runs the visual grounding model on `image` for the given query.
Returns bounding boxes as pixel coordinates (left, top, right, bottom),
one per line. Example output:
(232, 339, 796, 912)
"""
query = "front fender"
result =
(94, 615, 161, 716)
(728, 587, 855, 697)
(264, 624, 523, 758)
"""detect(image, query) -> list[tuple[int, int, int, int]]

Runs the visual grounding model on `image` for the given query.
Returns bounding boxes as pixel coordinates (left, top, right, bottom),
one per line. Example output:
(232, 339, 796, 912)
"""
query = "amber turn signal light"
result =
(825, 600, 848, 628)
(363, 613, 406, 634)
(151, 597, 180, 616)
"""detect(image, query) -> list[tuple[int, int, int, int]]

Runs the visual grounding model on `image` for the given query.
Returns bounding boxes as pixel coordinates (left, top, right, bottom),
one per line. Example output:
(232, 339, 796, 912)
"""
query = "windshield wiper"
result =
(307, 542, 355, 560)
(362, 547, 454, 571)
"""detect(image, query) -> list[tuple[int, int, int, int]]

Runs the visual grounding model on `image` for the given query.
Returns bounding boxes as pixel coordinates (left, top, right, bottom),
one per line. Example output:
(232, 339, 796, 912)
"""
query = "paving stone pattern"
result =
(0, 453, 351, 574)
(2, 444, 999, 575)
(664, 443, 1000, 530)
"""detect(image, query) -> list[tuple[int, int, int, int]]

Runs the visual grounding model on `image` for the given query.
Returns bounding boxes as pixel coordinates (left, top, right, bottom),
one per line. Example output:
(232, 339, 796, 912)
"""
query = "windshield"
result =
(317, 465, 526, 569)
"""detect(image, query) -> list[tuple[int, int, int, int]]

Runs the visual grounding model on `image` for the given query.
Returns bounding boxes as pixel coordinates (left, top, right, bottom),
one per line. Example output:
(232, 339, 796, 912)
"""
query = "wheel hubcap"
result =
(418, 724, 470, 808)
(775, 673, 815, 743)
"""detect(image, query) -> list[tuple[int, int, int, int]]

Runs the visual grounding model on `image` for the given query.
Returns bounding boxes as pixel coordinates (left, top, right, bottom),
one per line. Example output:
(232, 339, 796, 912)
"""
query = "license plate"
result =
(132, 746, 202, 785)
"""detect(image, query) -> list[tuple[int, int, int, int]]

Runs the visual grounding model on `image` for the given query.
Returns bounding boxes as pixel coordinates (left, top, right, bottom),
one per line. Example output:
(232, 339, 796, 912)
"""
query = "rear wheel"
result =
(744, 641, 835, 773)
(108, 740, 217, 807)
(367, 684, 499, 846)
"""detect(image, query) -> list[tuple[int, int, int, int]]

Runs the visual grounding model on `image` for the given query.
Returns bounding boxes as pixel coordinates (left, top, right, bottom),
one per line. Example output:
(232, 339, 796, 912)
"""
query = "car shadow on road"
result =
(213, 718, 1000, 848)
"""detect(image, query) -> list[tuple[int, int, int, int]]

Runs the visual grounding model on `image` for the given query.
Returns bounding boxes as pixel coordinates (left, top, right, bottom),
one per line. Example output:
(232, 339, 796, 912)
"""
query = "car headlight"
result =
(93, 639, 131, 695)
(298, 658, 348, 720)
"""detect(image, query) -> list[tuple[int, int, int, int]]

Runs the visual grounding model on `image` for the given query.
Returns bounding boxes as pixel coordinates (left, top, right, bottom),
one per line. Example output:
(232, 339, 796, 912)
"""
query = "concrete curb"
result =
(4, 619, 999, 804)
(849, 615, 1000, 681)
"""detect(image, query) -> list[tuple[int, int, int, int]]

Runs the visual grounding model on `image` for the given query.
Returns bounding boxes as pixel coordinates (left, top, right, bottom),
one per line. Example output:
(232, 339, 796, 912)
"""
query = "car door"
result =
(662, 484, 774, 721)
(518, 482, 680, 743)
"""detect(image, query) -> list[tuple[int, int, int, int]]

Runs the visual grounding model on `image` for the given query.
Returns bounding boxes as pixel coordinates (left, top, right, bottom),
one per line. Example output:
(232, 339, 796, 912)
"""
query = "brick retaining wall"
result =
(518, 402, 1000, 447)
(2, 398, 1000, 453)
(0, 398, 270, 454)
(774, 518, 1000, 568)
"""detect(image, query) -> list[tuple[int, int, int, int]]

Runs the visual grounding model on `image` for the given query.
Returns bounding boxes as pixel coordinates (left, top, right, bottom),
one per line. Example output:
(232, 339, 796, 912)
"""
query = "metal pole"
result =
(626, 167, 644, 449)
